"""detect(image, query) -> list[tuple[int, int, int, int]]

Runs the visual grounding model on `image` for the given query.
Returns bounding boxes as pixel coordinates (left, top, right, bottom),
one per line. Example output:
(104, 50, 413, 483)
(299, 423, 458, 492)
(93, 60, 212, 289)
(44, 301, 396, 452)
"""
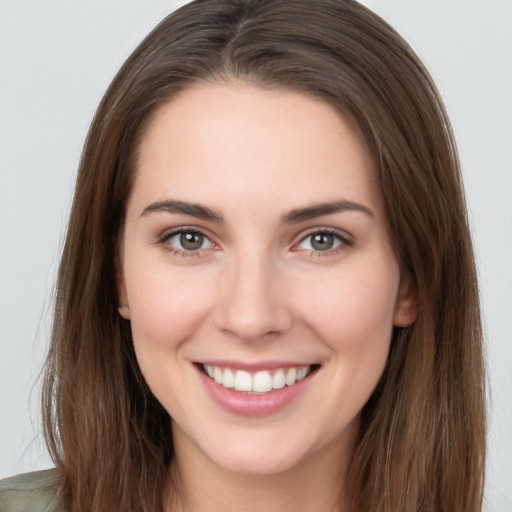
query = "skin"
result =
(117, 83, 416, 512)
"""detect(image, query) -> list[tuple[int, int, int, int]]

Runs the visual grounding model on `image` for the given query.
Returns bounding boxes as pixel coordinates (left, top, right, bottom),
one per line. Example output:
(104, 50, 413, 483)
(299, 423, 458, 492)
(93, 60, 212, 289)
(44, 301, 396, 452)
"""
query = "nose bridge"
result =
(215, 245, 292, 340)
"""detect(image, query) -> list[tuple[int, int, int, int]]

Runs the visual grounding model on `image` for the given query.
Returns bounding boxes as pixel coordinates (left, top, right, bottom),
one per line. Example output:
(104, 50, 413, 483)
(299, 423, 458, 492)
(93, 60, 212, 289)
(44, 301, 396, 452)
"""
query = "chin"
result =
(208, 443, 309, 477)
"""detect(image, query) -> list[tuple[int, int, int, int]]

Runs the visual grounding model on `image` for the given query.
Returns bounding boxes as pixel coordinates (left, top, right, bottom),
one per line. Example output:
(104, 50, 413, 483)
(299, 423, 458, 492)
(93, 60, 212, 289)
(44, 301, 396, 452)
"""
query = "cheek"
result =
(298, 262, 399, 427)
(299, 264, 399, 352)
(124, 259, 215, 352)
(124, 265, 218, 406)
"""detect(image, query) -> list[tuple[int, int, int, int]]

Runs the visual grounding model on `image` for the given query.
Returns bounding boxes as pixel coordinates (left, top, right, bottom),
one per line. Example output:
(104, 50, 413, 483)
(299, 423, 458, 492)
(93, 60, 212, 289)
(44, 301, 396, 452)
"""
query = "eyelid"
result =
(154, 225, 353, 257)
(291, 227, 353, 254)
(156, 226, 220, 253)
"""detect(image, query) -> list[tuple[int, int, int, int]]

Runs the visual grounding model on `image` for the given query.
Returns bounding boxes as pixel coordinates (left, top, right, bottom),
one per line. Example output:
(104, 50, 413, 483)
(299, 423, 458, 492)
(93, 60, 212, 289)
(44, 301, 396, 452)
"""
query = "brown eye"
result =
(311, 233, 335, 251)
(166, 230, 213, 252)
(297, 230, 348, 253)
(180, 232, 204, 250)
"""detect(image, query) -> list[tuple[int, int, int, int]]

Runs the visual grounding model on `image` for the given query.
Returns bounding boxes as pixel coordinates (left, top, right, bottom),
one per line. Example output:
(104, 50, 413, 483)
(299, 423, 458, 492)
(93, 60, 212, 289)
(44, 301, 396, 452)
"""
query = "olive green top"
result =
(0, 470, 63, 512)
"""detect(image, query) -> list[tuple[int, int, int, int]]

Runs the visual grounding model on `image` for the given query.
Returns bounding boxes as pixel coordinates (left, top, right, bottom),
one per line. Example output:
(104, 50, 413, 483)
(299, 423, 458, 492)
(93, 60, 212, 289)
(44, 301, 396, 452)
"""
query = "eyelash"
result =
(157, 227, 217, 257)
(156, 227, 353, 258)
(294, 228, 353, 257)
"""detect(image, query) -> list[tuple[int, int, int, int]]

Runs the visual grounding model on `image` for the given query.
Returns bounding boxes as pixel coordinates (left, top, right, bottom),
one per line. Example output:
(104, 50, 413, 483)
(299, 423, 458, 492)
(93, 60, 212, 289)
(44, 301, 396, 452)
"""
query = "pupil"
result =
(180, 232, 203, 250)
(311, 233, 333, 251)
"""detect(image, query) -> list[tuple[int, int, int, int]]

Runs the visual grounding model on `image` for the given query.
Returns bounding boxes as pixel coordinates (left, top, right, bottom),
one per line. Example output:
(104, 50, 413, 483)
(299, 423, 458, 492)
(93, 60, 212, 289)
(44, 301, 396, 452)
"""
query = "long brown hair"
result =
(42, 1, 486, 511)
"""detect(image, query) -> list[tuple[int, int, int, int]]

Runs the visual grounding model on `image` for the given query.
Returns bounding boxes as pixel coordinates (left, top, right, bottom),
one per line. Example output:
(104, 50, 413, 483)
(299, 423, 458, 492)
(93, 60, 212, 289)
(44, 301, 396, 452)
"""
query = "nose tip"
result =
(214, 260, 292, 341)
(220, 307, 290, 341)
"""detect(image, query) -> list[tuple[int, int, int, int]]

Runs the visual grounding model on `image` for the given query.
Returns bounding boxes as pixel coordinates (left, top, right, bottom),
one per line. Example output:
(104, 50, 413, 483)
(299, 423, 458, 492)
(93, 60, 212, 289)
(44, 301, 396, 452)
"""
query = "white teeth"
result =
(203, 364, 312, 393)
(234, 370, 252, 391)
(272, 369, 286, 389)
(253, 371, 273, 393)
(297, 367, 308, 381)
(222, 368, 235, 388)
(213, 366, 223, 384)
(285, 368, 297, 386)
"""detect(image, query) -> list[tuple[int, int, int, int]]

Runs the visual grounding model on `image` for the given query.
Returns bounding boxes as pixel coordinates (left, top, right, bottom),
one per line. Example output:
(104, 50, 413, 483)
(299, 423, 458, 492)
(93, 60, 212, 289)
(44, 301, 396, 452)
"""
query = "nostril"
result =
(213, 265, 293, 340)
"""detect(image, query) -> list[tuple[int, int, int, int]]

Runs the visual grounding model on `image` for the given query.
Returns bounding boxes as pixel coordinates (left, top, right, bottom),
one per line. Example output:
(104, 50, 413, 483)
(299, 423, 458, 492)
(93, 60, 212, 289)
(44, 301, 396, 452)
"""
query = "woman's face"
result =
(118, 84, 416, 477)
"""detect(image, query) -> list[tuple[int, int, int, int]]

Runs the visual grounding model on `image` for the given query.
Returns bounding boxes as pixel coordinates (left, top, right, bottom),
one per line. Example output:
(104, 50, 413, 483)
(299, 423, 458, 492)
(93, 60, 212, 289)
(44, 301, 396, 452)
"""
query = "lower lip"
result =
(197, 366, 316, 417)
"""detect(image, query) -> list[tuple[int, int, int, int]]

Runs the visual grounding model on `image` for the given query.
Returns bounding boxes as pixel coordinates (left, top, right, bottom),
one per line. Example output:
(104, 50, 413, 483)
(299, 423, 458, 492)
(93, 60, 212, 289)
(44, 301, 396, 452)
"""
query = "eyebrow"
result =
(140, 198, 374, 224)
(141, 200, 224, 223)
(282, 200, 374, 224)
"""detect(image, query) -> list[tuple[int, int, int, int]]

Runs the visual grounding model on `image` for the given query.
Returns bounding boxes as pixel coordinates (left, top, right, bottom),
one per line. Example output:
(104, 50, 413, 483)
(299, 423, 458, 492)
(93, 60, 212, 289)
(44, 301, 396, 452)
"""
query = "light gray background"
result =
(1, 1, 511, 510)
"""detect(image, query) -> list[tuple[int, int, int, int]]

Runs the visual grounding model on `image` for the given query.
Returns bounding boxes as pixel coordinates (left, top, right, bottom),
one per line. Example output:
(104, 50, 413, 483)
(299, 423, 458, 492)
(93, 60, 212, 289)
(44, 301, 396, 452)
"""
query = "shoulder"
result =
(0, 469, 64, 512)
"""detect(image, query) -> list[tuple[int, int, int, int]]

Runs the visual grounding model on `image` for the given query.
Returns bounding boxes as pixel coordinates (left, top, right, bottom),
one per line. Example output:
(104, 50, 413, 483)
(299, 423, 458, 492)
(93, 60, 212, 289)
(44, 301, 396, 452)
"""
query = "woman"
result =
(0, 0, 486, 511)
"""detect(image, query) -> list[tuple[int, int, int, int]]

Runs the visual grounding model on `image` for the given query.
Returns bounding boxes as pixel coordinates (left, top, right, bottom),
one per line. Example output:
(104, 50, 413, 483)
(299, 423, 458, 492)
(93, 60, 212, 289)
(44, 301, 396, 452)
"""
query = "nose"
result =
(214, 250, 293, 341)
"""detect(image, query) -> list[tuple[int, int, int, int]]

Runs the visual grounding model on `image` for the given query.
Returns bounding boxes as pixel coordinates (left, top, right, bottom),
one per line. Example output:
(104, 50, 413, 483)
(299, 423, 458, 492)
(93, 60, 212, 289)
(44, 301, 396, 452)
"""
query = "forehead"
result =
(130, 83, 382, 217)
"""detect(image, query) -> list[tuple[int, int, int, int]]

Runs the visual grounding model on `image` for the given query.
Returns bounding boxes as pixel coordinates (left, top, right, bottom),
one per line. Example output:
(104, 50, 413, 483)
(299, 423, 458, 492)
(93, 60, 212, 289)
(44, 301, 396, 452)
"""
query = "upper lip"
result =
(195, 360, 318, 372)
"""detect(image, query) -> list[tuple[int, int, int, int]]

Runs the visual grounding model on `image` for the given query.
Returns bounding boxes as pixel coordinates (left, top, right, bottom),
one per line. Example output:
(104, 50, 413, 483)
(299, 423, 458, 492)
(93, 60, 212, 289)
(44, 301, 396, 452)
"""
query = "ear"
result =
(393, 271, 417, 327)
(115, 254, 130, 320)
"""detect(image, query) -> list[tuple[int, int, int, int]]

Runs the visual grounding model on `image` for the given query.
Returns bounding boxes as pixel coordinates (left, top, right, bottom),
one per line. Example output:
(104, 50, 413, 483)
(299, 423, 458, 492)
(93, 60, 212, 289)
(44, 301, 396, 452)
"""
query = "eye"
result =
(296, 229, 351, 254)
(164, 229, 214, 253)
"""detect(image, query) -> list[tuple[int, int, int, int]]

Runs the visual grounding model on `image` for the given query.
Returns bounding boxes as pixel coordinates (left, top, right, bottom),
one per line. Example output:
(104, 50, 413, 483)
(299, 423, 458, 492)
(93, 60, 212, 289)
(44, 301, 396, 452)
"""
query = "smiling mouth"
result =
(200, 364, 319, 394)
